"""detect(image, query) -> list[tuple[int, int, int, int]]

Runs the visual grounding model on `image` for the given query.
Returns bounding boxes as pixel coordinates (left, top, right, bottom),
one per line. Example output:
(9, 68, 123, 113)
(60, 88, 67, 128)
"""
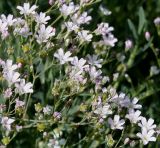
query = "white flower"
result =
(1, 117, 14, 131)
(53, 112, 61, 119)
(92, 96, 102, 107)
(3, 71, 20, 86)
(0, 19, 8, 31)
(71, 57, 89, 71)
(60, 2, 79, 16)
(65, 21, 79, 32)
(15, 99, 25, 109)
(14, 23, 32, 37)
(127, 97, 142, 110)
(78, 30, 93, 42)
(0, 19, 8, 38)
(35, 12, 50, 24)
(138, 117, 156, 131)
(96, 23, 114, 36)
(15, 79, 33, 94)
(137, 128, 156, 145)
(43, 105, 52, 115)
(108, 115, 125, 130)
(110, 93, 130, 108)
(94, 104, 112, 119)
(13, 17, 26, 26)
(89, 66, 102, 82)
(17, 3, 37, 16)
(72, 12, 92, 25)
(69, 67, 86, 84)
(102, 34, 117, 47)
(87, 54, 103, 68)
(1, 14, 16, 26)
(125, 110, 142, 124)
(1, 59, 18, 74)
(13, 18, 30, 37)
(54, 48, 73, 64)
(3, 88, 12, 98)
(36, 24, 55, 44)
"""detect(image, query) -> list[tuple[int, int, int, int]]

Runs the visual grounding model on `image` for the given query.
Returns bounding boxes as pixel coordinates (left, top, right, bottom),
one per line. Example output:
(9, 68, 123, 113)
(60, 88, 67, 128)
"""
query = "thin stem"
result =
(85, 0, 101, 7)
(51, 15, 62, 26)
(35, 0, 38, 5)
(23, 75, 37, 119)
(114, 129, 125, 148)
(45, 2, 58, 14)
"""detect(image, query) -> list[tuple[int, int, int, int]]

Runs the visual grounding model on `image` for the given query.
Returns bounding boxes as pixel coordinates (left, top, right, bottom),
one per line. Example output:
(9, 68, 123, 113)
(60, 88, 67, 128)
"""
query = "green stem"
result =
(23, 75, 37, 119)
(35, 0, 38, 5)
(114, 129, 125, 148)
(51, 15, 63, 26)
(150, 44, 160, 67)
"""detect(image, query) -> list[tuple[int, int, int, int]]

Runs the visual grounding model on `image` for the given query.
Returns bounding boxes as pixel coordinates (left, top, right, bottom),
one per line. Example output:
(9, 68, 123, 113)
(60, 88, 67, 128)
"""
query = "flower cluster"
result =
(0, 59, 33, 94)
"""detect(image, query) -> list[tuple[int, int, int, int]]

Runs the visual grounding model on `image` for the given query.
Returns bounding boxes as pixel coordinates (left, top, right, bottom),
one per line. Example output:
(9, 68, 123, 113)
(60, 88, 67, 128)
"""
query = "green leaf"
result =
(138, 7, 146, 34)
(127, 19, 138, 40)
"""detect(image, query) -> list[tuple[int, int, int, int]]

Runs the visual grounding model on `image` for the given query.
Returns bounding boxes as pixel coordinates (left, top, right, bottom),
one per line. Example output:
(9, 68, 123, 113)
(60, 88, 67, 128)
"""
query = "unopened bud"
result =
(154, 17, 160, 26)
(125, 39, 133, 51)
(17, 63, 22, 68)
(130, 140, 136, 147)
(124, 138, 130, 145)
(145, 31, 150, 41)
(49, 0, 54, 5)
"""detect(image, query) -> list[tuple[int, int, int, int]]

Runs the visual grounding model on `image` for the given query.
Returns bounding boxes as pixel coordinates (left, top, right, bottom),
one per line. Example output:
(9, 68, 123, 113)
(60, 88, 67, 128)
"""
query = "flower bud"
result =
(124, 138, 130, 145)
(130, 140, 136, 147)
(2, 137, 10, 146)
(145, 31, 150, 41)
(17, 63, 22, 68)
(35, 103, 43, 113)
(37, 123, 46, 132)
(106, 134, 115, 147)
(125, 39, 133, 51)
(49, 0, 54, 5)
(154, 17, 160, 26)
